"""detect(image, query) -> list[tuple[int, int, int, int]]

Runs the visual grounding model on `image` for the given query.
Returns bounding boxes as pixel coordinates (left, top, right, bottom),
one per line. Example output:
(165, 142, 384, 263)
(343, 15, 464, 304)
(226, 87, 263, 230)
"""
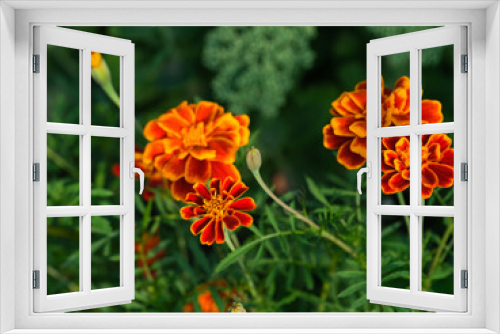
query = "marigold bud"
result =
(246, 147, 262, 173)
(228, 302, 246, 313)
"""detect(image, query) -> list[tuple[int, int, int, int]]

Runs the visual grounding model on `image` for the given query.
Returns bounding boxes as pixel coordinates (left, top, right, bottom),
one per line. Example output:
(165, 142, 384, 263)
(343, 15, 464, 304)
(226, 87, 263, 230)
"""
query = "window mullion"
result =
(409, 47, 421, 294)
(82, 48, 92, 294)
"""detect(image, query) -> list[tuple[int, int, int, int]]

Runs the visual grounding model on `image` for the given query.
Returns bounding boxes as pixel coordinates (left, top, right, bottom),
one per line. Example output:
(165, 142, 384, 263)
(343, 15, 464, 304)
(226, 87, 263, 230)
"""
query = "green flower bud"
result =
(227, 302, 246, 313)
(246, 147, 262, 173)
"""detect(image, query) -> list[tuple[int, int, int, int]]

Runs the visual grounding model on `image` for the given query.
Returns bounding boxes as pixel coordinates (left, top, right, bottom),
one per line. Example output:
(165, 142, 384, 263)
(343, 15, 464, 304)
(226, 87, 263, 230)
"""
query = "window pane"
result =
(47, 216, 80, 295)
(420, 133, 454, 206)
(421, 45, 454, 124)
(47, 134, 80, 206)
(91, 136, 121, 205)
(381, 136, 410, 205)
(91, 52, 121, 127)
(421, 216, 454, 295)
(91, 215, 121, 289)
(381, 215, 410, 290)
(47, 45, 80, 124)
(381, 52, 410, 127)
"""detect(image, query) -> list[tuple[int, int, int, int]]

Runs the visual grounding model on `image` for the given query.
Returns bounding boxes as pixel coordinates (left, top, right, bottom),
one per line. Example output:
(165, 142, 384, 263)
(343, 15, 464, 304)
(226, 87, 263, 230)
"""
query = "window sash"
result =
(33, 26, 135, 313)
(366, 26, 468, 312)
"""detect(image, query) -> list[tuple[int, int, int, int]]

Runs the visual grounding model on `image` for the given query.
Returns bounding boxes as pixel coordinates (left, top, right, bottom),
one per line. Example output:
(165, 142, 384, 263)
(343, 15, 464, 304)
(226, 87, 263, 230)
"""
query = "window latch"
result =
(357, 161, 371, 195)
(33, 270, 40, 289)
(129, 162, 144, 195)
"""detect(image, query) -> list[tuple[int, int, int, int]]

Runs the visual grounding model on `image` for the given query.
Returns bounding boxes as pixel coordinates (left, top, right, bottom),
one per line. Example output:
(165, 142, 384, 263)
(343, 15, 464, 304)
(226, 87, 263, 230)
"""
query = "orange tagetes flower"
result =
(381, 134, 454, 199)
(323, 80, 391, 169)
(134, 231, 166, 278)
(143, 101, 250, 201)
(180, 177, 256, 246)
(384, 76, 444, 126)
(323, 76, 444, 170)
(183, 280, 237, 312)
(90, 51, 102, 68)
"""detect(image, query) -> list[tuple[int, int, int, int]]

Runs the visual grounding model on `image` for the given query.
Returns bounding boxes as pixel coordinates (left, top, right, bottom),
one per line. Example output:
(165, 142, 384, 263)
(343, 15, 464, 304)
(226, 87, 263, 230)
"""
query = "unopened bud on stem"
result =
(246, 147, 262, 173)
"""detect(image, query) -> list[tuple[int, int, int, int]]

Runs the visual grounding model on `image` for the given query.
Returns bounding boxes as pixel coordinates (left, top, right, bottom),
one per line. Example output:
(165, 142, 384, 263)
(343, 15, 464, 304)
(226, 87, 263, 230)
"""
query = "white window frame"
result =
(0, 1, 499, 333)
(33, 26, 136, 313)
(366, 26, 468, 312)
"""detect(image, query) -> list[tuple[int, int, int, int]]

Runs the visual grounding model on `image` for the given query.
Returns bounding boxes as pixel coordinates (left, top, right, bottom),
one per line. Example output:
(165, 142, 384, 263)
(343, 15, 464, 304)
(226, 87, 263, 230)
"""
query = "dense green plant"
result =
(203, 27, 317, 117)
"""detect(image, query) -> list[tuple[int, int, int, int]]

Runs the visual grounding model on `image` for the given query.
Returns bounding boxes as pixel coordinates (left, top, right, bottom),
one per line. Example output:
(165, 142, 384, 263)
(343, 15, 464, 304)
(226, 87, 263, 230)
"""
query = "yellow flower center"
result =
(182, 123, 208, 148)
(204, 194, 229, 219)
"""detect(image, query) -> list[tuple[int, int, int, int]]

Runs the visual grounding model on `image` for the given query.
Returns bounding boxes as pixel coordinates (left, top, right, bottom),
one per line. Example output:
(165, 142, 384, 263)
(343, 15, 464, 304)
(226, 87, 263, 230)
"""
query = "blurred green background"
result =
(46, 26, 455, 312)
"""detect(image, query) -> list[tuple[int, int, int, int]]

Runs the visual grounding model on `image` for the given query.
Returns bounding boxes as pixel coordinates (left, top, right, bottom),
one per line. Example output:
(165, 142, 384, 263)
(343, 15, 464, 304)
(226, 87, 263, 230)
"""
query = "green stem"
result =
(47, 147, 79, 180)
(101, 81, 121, 108)
(252, 171, 358, 259)
(424, 219, 454, 291)
(224, 228, 261, 302)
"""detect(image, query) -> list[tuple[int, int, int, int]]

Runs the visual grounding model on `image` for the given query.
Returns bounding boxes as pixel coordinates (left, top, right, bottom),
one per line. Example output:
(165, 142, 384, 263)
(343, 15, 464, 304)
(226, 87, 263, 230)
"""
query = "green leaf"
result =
(215, 232, 291, 274)
(337, 281, 366, 298)
(336, 271, 365, 279)
(305, 176, 329, 205)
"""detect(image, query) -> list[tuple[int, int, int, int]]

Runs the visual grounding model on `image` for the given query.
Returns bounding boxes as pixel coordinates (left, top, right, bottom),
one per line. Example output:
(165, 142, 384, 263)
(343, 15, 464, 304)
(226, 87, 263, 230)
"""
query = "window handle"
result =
(357, 162, 371, 195)
(129, 162, 144, 195)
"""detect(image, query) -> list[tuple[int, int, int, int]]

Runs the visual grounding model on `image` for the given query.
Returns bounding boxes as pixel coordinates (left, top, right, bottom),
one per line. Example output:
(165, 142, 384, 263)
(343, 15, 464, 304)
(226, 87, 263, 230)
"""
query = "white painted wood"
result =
(33, 26, 135, 313)
(9, 5, 489, 332)
(366, 26, 467, 312)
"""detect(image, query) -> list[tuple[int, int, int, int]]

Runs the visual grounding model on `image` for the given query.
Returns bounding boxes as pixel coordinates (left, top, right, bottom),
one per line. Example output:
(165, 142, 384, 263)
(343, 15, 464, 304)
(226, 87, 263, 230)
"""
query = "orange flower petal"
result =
(427, 143, 441, 162)
(194, 183, 211, 200)
(143, 141, 165, 165)
(426, 134, 452, 152)
(350, 137, 367, 158)
(229, 197, 256, 211)
(143, 120, 167, 141)
(200, 218, 217, 245)
(175, 101, 195, 125)
(421, 100, 443, 124)
(337, 140, 366, 169)
(221, 177, 236, 193)
(190, 147, 217, 160)
(211, 162, 241, 181)
(422, 185, 433, 199)
(222, 215, 240, 231)
(382, 136, 401, 151)
(349, 120, 367, 138)
(191, 216, 212, 236)
(171, 178, 195, 201)
(391, 114, 410, 126)
(235, 114, 250, 127)
(331, 117, 357, 137)
(154, 153, 173, 171)
(196, 101, 221, 123)
(213, 113, 240, 132)
(238, 127, 250, 147)
(157, 112, 191, 138)
(185, 156, 211, 184)
(427, 163, 454, 188)
(163, 138, 183, 154)
(185, 193, 204, 205)
(381, 172, 398, 194)
(229, 182, 248, 198)
(401, 169, 410, 180)
(388, 172, 410, 192)
(180, 206, 206, 219)
(162, 155, 186, 181)
(215, 219, 225, 244)
(323, 125, 350, 150)
(422, 166, 439, 188)
(209, 137, 238, 164)
(232, 211, 254, 227)
(395, 137, 410, 153)
(440, 149, 454, 167)
(209, 179, 221, 193)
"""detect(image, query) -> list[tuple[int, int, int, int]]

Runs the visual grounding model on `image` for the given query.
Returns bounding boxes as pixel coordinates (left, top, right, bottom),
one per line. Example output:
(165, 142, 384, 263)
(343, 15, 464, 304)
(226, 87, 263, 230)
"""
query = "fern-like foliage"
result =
(203, 27, 317, 118)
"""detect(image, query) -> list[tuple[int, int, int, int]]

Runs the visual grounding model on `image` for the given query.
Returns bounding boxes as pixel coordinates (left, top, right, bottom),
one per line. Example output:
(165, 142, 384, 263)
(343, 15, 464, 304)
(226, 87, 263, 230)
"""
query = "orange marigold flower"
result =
(143, 101, 250, 201)
(183, 280, 237, 312)
(180, 177, 256, 245)
(323, 80, 391, 169)
(384, 76, 444, 126)
(381, 134, 454, 199)
(112, 146, 166, 201)
(134, 231, 166, 278)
